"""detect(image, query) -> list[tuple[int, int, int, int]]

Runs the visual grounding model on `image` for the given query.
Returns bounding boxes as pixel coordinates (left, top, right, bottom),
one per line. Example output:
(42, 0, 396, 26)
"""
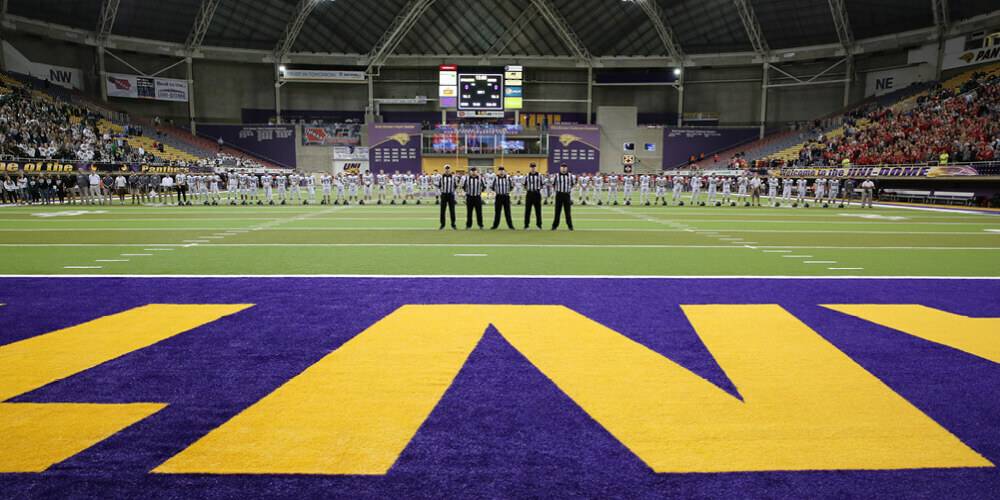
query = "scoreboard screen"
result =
(458, 73, 503, 111)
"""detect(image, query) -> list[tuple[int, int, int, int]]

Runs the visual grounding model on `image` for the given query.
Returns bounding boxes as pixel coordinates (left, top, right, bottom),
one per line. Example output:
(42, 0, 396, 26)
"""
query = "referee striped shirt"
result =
(493, 176, 512, 195)
(525, 172, 543, 192)
(462, 175, 486, 196)
(437, 174, 457, 194)
(554, 173, 576, 193)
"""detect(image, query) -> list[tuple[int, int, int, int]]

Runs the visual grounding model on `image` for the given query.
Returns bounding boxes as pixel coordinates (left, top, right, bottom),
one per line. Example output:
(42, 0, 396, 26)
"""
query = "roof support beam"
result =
(274, 0, 324, 63)
(635, 0, 684, 65)
(828, 0, 853, 50)
(931, 0, 950, 29)
(185, 0, 222, 55)
(96, 0, 121, 44)
(733, 0, 768, 58)
(365, 0, 437, 75)
(529, 0, 591, 65)
(486, 3, 540, 57)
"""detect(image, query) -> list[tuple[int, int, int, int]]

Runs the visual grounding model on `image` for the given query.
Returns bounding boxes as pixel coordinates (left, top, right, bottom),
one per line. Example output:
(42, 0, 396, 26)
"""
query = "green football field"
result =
(1, 198, 998, 276)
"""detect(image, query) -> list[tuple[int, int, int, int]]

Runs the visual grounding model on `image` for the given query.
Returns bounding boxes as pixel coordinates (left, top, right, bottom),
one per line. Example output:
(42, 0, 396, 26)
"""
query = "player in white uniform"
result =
(226, 171, 239, 205)
(404, 173, 416, 204)
(305, 174, 316, 204)
(796, 178, 808, 205)
(591, 174, 603, 205)
(814, 177, 827, 203)
(781, 177, 793, 202)
(375, 171, 389, 204)
(512, 173, 525, 205)
(638, 174, 651, 205)
(577, 174, 589, 205)
(320, 174, 332, 204)
(419, 173, 431, 204)
(208, 174, 220, 205)
(389, 172, 401, 204)
(828, 178, 840, 203)
(737, 176, 748, 199)
(289, 173, 302, 203)
(335, 173, 346, 204)
(671, 175, 684, 204)
(542, 175, 553, 205)
(622, 174, 635, 206)
(274, 174, 286, 204)
(690, 175, 703, 205)
(706, 176, 718, 205)
(749, 175, 762, 207)
(349, 173, 361, 204)
(653, 175, 667, 206)
(605, 174, 619, 205)
(261, 173, 273, 204)
(767, 177, 779, 206)
(721, 176, 733, 205)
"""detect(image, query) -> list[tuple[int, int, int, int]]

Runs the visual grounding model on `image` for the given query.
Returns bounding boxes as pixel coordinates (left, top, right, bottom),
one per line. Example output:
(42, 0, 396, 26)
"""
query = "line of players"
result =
(83, 170, 873, 209)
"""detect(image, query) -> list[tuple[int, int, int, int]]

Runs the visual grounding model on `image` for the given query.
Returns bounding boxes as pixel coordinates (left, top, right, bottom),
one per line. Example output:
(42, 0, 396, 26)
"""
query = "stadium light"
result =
(278, 65, 287, 73)
(673, 68, 682, 76)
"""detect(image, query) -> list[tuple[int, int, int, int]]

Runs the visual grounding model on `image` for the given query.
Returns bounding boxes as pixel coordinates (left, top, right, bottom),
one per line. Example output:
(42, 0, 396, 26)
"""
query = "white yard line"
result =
(95, 259, 129, 262)
(804, 261, 837, 264)
(63, 266, 102, 269)
(6, 274, 999, 279)
(454, 254, 488, 257)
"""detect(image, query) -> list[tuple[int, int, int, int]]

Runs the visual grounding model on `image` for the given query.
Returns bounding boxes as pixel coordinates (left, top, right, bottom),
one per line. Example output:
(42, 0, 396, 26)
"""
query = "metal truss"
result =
(365, 0, 436, 74)
(635, 0, 684, 65)
(530, 0, 591, 64)
(185, 0, 222, 54)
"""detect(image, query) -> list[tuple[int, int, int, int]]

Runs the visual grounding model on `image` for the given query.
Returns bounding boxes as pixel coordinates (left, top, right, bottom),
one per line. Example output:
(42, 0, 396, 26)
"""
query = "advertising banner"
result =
(0, 159, 210, 175)
(773, 165, 982, 179)
(548, 124, 600, 173)
(1, 41, 84, 90)
(303, 125, 362, 146)
(864, 65, 930, 97)
(105, 72, 189, 102)
(198, 124, 297, 168)
(661, 127, 759, 168)
(368, 123, 422, 173)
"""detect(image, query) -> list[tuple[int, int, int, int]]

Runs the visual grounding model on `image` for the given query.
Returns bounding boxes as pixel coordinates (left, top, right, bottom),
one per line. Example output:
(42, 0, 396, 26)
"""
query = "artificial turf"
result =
(1, 199, 998, 276)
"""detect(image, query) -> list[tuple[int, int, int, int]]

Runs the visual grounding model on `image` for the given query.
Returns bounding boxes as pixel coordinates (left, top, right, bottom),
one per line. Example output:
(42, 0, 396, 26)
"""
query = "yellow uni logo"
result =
(1, 304, 995, 475)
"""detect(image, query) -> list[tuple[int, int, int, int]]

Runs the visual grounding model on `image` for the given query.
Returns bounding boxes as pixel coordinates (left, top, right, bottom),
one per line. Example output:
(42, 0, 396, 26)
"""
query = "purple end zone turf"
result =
(0, 278, 998, 499)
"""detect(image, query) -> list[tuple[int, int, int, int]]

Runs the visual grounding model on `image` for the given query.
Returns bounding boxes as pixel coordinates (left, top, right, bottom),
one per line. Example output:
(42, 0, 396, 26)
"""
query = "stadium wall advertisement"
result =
(197, 124, 297, 168)
(105, 72, 189, 102)
(864, 66, 930, 97)
(1, 41, 83, 90)
(548, 125, 600, 173)
(661, 127, 760, 168)
(0, 159, 210, 174)
(774, 165, 982, 178)
(368, 123, 422, 173)
(302, 125, 361, 146)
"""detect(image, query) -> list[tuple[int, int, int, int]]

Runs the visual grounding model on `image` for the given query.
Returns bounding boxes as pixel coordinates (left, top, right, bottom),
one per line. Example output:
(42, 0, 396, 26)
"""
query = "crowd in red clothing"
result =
(769, 71, 1000, 169)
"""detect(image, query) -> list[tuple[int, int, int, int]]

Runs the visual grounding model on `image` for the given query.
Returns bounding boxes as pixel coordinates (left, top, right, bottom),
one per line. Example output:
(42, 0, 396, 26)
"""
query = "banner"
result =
(105, 72, 189, 102)
(368, 123, 422, 173)
(197, 124, 297, 168)
(0, 159, 210, 175)
(864, 66, 930, 97)
(773, 165, 982, 179)
(548, 124, 600, 173)
(281, 69, 365, 81)
(661, 127, 759, 168)
(302, 125, 362, 146)
(1, 41, 84, 90)
(333, 146, 370, 174)
(941, 32, 1000, 70)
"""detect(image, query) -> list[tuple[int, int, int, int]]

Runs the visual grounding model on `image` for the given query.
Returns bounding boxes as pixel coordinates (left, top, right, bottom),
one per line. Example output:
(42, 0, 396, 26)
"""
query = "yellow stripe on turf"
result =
(0, 303, 253, 472)
(823, 304, 1000, 364)
(157, 304, 990, 474)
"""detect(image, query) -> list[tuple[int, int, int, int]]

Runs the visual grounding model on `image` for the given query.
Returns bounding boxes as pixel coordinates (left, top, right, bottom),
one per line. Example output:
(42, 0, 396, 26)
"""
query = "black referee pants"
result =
(524, 191, 542, 229)
(552, 192, 573, 230)
(439, 192, 456, 227)
(465, 195, 483, 228)
(492, 194, 514, 229)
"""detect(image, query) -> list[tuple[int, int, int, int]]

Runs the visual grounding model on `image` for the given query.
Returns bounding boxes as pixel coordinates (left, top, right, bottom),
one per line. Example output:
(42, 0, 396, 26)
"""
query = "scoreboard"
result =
(458, 73, 503, 111)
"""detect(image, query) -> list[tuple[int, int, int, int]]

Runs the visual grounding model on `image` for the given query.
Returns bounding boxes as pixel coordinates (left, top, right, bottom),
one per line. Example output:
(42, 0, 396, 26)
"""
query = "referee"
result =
(551, 162, 575, 231)
(462, 167, 486, 229)
(437, 165, 457, 230)
(523, 163, 543, 230)
(490, 166, 515, 230)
